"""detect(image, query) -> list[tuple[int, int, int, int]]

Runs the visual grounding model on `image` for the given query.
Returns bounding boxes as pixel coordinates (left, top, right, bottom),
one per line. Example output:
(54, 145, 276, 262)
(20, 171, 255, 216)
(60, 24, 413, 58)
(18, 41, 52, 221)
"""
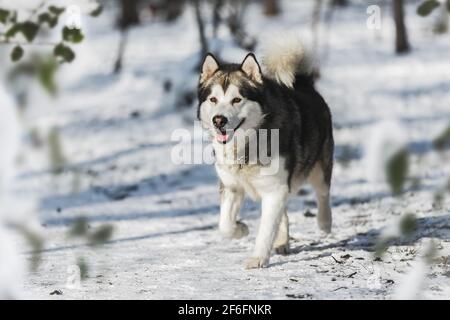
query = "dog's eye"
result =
(232, 98, 242, 104)
(209, 97, 217, 104)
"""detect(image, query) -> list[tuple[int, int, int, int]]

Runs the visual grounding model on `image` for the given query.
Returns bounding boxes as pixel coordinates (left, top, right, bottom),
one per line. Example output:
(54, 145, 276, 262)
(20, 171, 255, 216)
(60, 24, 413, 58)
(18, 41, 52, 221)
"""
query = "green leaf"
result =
(90, 4, 103, 17)
(69, 217, 89, 237)
(5, 23, 21, 38)
(47, 127, 67, 173)
(374, 237, 393, 259)
(38, 12, 50, 24)
(447, 0, 450, 12)
(54, 43, 76, 63)
(48, 6, 65, 15)
(38, 12, 58, 28)
(62, 26, 84, 43)
(21, 21, 40, 42)
(0, 8, 9, 24)
(433, 125, 450, 151)
(37, 56, 59, 95)
(88, 224, 114, 246)
(77, 257, 89, 280)
(386, 149, 409, 196)
(11, 45, 24, 62)
(399, 214, 417, 237)
(417, 0, 440, 16)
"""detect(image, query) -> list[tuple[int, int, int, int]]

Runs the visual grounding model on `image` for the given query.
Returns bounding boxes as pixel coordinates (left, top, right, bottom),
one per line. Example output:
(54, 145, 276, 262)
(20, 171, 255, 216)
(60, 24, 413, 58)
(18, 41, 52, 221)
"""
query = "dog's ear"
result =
(241, 53, 262, 84)
(200, 53, 220, 84)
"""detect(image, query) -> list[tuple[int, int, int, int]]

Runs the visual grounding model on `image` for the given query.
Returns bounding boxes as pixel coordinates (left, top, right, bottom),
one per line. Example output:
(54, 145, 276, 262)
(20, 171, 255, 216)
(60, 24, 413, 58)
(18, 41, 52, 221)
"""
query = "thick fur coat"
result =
(197, 35, 334, 268)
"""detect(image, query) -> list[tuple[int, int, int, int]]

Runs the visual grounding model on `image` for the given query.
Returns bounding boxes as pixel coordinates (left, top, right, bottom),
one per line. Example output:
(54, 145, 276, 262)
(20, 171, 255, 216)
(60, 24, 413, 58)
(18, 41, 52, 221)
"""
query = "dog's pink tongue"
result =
(216, 134, 229, 143)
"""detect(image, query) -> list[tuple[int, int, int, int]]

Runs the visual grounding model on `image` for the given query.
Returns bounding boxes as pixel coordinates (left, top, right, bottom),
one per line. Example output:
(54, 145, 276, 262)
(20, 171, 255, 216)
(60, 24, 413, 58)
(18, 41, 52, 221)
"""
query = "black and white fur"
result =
(197, 36, 334, 269)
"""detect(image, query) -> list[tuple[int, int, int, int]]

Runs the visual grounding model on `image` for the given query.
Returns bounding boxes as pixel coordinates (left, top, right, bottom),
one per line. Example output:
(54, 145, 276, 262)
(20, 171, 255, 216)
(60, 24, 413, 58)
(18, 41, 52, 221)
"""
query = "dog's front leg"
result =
(219, 185, 248, 239)
(245, 188, 288, 269)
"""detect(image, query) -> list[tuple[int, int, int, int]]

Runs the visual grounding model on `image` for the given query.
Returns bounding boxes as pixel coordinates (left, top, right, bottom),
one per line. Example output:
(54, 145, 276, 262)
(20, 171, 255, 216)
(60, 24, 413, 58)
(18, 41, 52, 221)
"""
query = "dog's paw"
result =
(232, 221, 249, 239)
(245, 257, 268, 269)
(274, 243, 290, 255)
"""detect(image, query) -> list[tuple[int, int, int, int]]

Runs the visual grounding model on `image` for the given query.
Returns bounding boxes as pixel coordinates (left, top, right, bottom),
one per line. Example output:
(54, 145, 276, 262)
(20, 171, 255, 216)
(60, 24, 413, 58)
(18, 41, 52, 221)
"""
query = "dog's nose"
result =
(212, 115, 228, 129)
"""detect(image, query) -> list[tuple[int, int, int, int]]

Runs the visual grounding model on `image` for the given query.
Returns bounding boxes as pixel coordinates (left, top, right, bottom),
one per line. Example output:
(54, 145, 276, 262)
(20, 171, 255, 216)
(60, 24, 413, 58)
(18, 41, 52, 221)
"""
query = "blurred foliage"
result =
(11, 45, 23, 61)
(0, 1, 102, 63)
(53, 42, 75, 63)
(8, 54, 59, 96)
(69, 216, 89, 237)
(422, 240, 438, 264)
(374, 213, 418, 259)
(69, 216, 115, 246)
(37, 55, 59, 95)
(399, 213, 418, 236)
(77, 256, 89, 280)
(417, 0, 450, 16)
(433, 125, 450, 151)
(15, 224, 45, 271)
(48, 127, 67, 174)
(67, 217, 115, 281)
(62, 26, 84, 44)
(376, 122, 449, 259)
(88, 224, 115, 246)
(386, 149, 409, 196)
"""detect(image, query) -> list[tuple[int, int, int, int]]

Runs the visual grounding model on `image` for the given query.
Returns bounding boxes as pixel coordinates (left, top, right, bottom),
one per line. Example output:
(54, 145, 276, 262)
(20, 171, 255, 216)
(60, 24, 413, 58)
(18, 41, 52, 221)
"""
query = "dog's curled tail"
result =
(262, 34, 314, 88)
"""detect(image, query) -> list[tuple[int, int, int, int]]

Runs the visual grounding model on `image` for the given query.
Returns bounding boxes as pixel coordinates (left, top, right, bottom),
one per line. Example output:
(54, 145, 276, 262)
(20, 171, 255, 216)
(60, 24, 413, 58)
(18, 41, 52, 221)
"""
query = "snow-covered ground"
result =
(8, 1, 450, 299)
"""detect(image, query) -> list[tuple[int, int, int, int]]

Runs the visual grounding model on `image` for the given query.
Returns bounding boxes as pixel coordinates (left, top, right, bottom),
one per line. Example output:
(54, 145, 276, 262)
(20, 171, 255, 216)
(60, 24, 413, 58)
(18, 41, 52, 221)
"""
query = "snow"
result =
(5, 1, 450, 299)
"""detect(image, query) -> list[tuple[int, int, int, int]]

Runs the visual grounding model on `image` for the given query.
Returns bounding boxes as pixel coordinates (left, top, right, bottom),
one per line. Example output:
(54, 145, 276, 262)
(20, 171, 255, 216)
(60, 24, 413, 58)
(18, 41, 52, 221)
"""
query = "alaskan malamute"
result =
(197, 36, 334, 269)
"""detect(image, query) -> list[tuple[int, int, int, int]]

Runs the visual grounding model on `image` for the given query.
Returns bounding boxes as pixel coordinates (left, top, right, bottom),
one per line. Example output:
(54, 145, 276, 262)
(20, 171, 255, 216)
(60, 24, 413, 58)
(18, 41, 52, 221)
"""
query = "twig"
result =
(331, 255, 343, 264)
(347, 271, 357, 278)
(332, 286, 347, 292)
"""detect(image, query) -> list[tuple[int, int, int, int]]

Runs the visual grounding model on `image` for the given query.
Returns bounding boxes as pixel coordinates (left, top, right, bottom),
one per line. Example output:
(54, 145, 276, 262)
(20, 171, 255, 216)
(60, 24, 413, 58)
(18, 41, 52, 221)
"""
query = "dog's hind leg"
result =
(308, 163, 332, 234)
(219, 183, 248, 239)
(273, 210, 289, 255)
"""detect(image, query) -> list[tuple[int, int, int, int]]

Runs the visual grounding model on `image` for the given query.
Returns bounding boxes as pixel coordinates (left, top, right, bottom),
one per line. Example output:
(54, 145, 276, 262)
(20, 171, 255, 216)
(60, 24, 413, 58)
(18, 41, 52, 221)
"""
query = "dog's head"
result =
(197, 53, 265, 145)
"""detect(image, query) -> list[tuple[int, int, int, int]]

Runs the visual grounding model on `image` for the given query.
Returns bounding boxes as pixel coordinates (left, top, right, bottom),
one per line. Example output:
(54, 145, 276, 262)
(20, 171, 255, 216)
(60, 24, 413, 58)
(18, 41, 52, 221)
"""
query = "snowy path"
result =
(15, 1, 450, 299)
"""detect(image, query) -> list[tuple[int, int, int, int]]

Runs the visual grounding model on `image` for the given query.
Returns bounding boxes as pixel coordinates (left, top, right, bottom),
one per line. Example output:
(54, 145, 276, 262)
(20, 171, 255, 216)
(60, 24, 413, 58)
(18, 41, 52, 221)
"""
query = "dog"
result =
(197, 35, 334, 269)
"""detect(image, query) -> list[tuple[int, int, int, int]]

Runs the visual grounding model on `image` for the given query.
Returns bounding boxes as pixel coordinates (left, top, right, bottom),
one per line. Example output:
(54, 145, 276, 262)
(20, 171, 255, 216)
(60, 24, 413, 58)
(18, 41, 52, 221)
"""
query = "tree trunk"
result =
(114, 29, 128, 74)
(213, 0, 225, 37)
(193, 0, 209, 64)
(331, 0, 348, 7)
(118, 0, 140, 30)
(114, 0, 140, 74)
(393, 0, 410, 54)
(165, 0, 185, 22)
(264, 0, 281, 16)
(227, 0, 256, 51)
